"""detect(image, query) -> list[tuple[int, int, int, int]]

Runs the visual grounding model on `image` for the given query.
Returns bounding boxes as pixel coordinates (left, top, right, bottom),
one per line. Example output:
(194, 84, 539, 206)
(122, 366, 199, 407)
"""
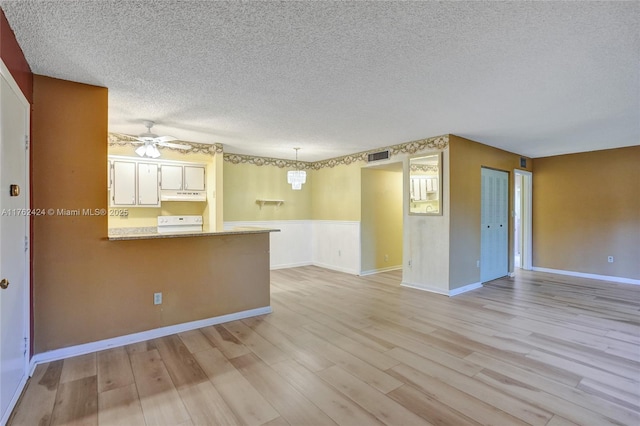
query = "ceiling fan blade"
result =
(157, 141, 192, 150)
(155, 135, 177, 143)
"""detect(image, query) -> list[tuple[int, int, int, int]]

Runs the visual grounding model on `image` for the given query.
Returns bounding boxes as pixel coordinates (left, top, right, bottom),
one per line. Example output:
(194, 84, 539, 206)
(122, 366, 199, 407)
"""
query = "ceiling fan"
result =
(130, 120, 191, 158)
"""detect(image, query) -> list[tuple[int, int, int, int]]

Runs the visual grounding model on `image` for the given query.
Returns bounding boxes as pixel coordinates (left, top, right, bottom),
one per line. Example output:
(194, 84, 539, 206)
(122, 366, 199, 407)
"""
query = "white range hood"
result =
(160, 190, 206, 202)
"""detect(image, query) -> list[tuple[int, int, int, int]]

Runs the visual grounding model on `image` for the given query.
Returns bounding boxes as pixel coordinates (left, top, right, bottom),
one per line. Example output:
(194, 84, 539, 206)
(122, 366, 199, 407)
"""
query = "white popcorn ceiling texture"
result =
(1, 0, 638, 161)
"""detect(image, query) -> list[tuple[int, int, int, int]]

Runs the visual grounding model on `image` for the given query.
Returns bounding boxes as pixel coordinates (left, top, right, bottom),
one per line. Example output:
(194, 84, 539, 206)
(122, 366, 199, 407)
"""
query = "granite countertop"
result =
(108, 226, 280, 241)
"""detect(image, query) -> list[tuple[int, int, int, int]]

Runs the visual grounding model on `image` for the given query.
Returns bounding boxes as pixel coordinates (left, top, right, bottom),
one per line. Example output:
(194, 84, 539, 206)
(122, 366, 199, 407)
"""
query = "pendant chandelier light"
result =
(287, 147, 306, 190)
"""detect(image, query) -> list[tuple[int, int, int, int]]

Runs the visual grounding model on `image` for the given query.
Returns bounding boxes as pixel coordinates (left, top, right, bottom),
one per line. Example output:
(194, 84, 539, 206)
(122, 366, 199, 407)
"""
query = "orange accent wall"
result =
(0, 8, 32, 102)
(533, 146, 640, 280)
(448, 135, 533, 289)
(31, 76, 270, 353)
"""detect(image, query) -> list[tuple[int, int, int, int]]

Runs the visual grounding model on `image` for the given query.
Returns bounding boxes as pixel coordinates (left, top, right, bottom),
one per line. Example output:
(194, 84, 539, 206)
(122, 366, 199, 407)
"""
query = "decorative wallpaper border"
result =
(224, 134, 449, 170)
(108, 133, 223, 156)
(410, 164, 439, 173)
(224, 153, 313, 170)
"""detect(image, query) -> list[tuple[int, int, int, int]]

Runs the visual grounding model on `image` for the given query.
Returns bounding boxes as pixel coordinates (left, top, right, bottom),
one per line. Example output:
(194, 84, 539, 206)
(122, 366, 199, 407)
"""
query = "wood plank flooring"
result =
(8, 267, 640, 425)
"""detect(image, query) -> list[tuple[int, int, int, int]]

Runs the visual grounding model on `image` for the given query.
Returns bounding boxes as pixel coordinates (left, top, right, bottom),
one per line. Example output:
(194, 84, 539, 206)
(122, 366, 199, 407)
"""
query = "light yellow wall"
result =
(361, 168, 403, 272)
(107, 145, 219, 229)
(533, 146, 640, 279)
(448, 135, 533, 289)
(223, 162, 312, 221)
(311, 162, 362, 221)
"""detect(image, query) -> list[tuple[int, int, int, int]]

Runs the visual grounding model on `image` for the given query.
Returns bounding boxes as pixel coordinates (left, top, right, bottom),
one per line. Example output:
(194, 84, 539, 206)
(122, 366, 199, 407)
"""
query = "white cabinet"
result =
(137, 162, 160, 206)
(109, 156, 206, 206)
(184, 165, 205, 191)
(160, 165, 183, 190)
(111, 160, 136, 206)
(110, 160, 160, 207)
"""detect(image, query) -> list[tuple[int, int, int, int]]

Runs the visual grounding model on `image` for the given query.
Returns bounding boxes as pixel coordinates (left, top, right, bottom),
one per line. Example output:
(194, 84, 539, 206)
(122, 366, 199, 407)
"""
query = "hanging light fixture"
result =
(287, 147, 306, 190)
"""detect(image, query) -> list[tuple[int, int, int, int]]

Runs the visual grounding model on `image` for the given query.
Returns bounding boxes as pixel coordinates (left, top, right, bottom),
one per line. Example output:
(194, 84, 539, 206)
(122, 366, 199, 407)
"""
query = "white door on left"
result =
(0, 63, 30, 424)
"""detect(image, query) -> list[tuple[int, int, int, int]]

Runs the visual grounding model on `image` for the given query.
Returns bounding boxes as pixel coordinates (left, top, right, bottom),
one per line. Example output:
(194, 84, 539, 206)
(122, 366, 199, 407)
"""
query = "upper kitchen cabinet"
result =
(137, 162, 160, 206)
(109, 158, 160, 207)
(111, 160, 136, 206)
(184, 165, 205, 191)
(160, 164, 183, 190)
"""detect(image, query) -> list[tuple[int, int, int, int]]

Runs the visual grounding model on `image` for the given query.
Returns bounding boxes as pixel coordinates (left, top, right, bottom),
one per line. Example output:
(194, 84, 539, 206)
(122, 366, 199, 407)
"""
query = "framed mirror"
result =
(409, 153, 441, 215)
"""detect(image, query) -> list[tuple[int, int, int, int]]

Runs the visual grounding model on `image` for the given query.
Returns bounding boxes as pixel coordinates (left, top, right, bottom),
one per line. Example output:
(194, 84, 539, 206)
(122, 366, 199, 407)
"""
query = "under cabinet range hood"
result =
(160, 190, 206, 202)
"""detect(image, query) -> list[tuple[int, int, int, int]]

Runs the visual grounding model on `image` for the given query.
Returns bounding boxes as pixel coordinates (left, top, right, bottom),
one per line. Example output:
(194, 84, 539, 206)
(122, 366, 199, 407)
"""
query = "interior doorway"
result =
(360, 162, 403, 275)
(514, 169, 533, 270)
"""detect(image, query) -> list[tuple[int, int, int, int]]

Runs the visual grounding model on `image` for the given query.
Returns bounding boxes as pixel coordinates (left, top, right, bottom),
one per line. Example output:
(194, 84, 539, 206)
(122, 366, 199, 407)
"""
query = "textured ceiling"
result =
(1, 1, 638, 161)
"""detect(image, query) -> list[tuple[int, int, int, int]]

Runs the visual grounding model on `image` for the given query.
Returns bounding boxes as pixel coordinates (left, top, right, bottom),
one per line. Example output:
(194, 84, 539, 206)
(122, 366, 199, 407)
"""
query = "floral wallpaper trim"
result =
(410, 164, 439, 173)
(223, 134, 449, 170)
(108, 133, 223, 156)
(223, 153, 313, 170)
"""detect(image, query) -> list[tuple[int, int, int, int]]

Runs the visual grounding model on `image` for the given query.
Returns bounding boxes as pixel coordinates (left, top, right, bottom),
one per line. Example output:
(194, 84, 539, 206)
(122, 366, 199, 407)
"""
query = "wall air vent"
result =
(367, 150, 390, 162)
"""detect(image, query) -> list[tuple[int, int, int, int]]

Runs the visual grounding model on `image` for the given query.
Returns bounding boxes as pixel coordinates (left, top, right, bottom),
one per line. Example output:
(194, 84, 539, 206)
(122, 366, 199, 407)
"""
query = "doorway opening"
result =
(360, 162, 403, 275)
(514, 169, 533, 270)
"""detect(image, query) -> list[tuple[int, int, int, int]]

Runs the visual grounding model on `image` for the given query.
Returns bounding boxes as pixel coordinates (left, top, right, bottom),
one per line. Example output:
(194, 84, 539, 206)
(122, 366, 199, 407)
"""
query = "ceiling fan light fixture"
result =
(135, 144, 147, 157)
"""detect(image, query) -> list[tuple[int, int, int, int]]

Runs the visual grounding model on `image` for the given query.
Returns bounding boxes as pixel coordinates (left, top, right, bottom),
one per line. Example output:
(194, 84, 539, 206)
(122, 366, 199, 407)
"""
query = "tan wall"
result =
(223, 162, 312, 221)
(32, 76, 270, 353)
(533, 146, 640, 279)
(361, 168, 403, 273)
(448, 135, 532, 289)
(311, 162, 362, 221)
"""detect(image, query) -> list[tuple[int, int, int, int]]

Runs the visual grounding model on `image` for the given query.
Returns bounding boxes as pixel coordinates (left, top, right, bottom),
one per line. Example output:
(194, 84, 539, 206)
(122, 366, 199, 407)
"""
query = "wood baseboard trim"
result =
(532, 267, 640, 285)
(29, 306, 272, 376)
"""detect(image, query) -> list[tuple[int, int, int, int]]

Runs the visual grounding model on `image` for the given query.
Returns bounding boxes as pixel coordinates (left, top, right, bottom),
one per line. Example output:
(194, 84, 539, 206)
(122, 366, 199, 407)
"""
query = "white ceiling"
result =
(1, 1, 638, 161)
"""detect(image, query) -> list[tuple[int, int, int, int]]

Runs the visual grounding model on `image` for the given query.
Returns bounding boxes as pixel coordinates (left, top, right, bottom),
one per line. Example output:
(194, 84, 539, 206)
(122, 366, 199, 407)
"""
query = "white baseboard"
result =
(360, 265, 402, 276)
(401, 281, 482, 297)
(401, 281, 449, 296)
(532, 267, 640, 285)
(449, 281, 483, 296)
(271, 261, 313, 270)
(29, 306, 272, 374)
(312, 261, 360, 275)
(1, 374, 29, 426)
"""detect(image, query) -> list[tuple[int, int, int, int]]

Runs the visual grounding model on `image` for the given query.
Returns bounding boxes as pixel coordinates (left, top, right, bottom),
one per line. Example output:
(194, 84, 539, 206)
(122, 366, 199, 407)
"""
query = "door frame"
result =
(514, 169, 533, 270)
(0, 59, 31, 425)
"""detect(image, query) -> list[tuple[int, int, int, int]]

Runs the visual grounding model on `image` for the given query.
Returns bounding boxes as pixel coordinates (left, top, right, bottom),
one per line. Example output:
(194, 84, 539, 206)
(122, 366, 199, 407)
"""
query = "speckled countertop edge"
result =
(107, 226, 280, 241)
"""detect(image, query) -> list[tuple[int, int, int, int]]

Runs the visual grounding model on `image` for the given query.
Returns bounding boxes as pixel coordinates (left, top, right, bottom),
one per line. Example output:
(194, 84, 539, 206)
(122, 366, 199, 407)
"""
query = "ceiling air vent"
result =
(367, 150, 390, 162)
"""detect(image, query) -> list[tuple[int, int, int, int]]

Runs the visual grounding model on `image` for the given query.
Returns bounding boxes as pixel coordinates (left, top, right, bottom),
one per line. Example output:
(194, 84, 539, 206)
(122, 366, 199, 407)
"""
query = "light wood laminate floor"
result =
(9, 267, 640, 425)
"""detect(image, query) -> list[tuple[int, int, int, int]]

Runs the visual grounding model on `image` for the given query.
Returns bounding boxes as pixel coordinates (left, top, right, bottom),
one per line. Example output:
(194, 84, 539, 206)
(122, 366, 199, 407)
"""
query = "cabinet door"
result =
(160, 165, 182, 190)
(184, 166, 205, 191)
(111, 161, 136, 206)
(137, 162, 160, 206)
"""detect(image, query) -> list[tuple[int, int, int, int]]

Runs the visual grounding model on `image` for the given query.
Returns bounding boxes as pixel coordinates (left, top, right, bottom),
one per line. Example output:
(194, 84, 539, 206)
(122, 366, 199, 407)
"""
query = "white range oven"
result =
(157, 215, 203, 233)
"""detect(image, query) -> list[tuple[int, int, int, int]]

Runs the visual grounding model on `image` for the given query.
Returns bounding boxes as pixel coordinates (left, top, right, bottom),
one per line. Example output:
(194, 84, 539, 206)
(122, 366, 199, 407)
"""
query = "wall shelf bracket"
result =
(256, 199, 284, 209)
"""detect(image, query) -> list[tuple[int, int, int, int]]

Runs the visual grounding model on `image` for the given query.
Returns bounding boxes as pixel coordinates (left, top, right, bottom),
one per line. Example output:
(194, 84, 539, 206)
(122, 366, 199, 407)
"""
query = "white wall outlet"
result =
(477, 260, 480, 268)
(607, 256, 614, 263)
(338, 250, 341, 257)
(408, 259, 412, 268)
(384, 254, 389, 262)
(154, 292, 162, 305)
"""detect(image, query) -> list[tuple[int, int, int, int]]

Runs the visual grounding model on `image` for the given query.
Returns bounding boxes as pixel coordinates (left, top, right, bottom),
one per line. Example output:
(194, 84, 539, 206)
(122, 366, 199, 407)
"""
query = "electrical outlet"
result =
(154, 292, 162, 305)
(408, 259, 412, 267)
(607, 256, 614, 263)
(477, 260, 480, 268)
(384, 254, 389, 262)
(338, 250, 341, 257)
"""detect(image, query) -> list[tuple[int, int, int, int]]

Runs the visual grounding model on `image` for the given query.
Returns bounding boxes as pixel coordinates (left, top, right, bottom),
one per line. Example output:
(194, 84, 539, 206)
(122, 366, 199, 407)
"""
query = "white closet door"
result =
(481, 168, 509, 282)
